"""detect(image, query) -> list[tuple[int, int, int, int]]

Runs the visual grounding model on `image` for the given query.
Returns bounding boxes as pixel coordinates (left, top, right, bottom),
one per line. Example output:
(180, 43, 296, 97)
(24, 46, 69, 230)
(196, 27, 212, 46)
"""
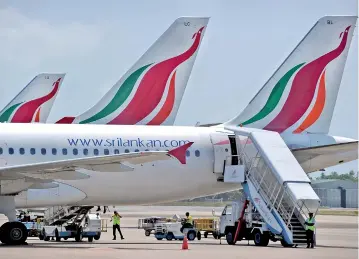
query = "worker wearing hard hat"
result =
(305, 212, 316, 248)
(110, 211, 124, 240)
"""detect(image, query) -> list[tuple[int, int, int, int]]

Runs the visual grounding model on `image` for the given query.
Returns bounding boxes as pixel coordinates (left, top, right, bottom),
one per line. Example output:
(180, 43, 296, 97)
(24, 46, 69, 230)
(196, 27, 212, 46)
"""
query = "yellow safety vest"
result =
(305, 217, 315, 231)
(186, 215, 193, 224)
(112, 215, 121, 225)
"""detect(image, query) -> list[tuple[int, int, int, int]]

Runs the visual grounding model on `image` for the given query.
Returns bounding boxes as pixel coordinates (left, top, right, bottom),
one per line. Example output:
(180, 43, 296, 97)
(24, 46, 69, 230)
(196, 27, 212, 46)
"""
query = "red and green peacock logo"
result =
(73, 26, 205, 125)
(239, 25, 351, 133)
(0, 78, 62, 123)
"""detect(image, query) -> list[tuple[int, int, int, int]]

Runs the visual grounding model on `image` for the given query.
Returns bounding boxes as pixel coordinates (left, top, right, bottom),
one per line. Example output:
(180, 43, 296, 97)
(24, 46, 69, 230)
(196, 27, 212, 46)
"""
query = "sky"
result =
(0, 0, 358, 177)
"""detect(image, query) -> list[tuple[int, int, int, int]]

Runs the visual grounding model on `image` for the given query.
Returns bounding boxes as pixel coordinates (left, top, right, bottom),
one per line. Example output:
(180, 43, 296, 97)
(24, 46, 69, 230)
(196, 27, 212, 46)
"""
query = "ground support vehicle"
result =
(23, 222, 43, 237)
(219, 199, 281, 246)
(39, 207, 101, 242)
(154, 220, 201, 241)
(193, 218, 220, 239)
(138, 216, 168, 236)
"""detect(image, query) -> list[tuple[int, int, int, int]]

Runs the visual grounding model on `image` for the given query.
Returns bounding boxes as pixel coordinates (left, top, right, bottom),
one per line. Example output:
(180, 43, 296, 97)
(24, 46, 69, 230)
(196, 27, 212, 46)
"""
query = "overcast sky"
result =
(0, 0, 357, 176)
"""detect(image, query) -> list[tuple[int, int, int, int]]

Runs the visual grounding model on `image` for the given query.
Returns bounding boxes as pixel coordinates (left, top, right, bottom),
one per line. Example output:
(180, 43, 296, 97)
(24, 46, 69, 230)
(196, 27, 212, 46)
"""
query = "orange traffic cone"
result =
(182, 236, 189, 250)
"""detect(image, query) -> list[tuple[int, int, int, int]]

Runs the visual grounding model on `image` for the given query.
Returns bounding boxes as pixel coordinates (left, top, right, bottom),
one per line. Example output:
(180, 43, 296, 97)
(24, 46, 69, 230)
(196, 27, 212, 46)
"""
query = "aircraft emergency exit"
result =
(0, 74, 65, 123)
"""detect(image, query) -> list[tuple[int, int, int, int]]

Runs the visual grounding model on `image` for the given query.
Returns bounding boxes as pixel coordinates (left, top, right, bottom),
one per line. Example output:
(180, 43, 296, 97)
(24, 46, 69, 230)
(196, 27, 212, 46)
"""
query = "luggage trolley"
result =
(194, 218, 220, 239)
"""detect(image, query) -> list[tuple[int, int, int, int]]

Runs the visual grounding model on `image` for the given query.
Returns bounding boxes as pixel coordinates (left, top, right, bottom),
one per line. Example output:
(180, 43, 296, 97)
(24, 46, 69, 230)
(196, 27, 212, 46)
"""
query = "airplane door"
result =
(228, 135, 238, 165)
(210, 133, 238, 174)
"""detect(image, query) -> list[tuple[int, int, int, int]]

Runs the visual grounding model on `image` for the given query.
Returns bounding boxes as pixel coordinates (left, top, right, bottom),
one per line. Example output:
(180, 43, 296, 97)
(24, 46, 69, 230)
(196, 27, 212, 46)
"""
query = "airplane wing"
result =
(292, 141, 358, 173)
(291, 141, 358, 156)
(0, 142, 193, 181)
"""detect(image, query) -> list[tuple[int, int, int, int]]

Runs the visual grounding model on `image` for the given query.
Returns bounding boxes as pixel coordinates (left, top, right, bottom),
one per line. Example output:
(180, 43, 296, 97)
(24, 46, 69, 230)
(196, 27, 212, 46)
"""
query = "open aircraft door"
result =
(210, 132, 239, 175)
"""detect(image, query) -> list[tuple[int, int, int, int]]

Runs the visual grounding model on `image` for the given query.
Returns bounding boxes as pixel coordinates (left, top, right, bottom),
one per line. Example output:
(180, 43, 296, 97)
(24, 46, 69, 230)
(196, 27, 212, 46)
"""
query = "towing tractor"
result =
(219, 199, 279, 246)
(154, 219, 201, 241)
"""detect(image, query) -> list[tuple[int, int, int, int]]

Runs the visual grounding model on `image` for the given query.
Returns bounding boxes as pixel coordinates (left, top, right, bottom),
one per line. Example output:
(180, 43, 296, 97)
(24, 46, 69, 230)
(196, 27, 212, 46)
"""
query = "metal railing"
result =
(238, 136, 311, 228)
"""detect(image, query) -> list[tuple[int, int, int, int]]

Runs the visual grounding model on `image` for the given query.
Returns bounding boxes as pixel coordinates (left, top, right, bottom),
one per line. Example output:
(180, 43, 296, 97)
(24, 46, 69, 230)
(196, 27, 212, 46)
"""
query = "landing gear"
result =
(0, 222, 28, 245)
(0, 196, 28, 245)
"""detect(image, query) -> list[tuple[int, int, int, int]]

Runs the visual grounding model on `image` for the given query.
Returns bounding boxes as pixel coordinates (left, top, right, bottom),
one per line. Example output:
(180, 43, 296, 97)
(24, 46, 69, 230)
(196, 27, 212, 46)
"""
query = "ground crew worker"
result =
(180, 212, 193, 233)
(110, 211, 124, 240)
(305, 212, 316, 248)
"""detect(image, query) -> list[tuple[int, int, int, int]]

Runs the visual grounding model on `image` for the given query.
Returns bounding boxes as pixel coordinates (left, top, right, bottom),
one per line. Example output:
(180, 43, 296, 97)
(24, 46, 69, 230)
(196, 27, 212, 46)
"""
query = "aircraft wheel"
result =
(88, 236, 94, 242)
(0, 222, 28, 245)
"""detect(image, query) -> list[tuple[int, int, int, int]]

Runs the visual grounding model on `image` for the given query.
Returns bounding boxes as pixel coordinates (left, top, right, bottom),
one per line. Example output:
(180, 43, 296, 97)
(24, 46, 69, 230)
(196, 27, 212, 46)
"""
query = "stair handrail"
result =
(241, 149, 305, 229)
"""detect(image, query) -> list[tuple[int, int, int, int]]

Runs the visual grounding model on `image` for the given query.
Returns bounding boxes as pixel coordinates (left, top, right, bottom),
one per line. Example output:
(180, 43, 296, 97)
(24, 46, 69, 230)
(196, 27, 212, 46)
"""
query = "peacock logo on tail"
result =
(239, 25, 352, 134)
(0, 77, 62, 123)
(79, 26, 206, 125)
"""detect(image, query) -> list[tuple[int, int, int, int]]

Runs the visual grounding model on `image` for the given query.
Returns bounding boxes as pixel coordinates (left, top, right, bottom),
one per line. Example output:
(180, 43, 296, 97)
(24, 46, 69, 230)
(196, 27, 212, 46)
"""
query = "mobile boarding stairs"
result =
(217, 126, 320, 247)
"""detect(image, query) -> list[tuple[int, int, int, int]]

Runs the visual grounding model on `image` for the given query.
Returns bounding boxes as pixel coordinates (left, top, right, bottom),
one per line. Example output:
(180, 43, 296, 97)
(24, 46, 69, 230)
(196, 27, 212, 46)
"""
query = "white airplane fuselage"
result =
(0, 123, 355, 208)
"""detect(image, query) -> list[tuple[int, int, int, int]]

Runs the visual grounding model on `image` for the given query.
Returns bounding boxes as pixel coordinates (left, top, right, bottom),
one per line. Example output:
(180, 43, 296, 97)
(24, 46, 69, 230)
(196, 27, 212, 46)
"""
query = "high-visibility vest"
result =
(112, 215, 121, 225)
(305, 217, 315, 231)
(186, 215, 193, 224)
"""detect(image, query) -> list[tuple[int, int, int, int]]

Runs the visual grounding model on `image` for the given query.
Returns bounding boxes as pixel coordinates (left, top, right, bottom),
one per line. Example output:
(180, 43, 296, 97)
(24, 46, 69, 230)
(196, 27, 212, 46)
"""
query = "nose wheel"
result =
(0, 221, 28, 245)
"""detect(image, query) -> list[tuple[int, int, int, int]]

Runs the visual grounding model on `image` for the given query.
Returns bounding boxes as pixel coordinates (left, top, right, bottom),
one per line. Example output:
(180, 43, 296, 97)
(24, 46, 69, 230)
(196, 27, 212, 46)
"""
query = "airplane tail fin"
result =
(0, 73, 66, 123)
(57, 17, 209, 125)
(224, 16, 357, 134)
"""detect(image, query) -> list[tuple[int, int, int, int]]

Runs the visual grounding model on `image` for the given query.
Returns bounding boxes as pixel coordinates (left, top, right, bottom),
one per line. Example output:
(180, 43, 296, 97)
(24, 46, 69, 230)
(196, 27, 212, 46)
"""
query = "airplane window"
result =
(114, 149, 119, 154)
(30, 148, 36, 155)
(186, 150, 190, 157)
(145, 149, 149, 151)
(52, 148, 57, 155)
(8, 148, 14, 155)
(83, 149, 88, 155)
(73, 148, 78, 155)
(41, 148, 46, 155)
(125, 149, 129, 153)
(19, 148, 25, 155)
(134, 149, 139, 152)
(195, 150, 200, 157)
(104, 149, 109, 155)
(62, 148, 67, 155)
(0, 148, 2, 155)
(94, 149, 99, 156)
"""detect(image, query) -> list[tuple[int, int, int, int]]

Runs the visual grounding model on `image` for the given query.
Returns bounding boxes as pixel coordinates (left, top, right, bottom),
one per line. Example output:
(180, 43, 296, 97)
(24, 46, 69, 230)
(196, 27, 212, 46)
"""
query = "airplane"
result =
(0, 74, 65, 123)
(53, 16, 209, 212)
(55, 17, 208, 126)
(4, 16, 209, 214)
(0, 16, 357, 245)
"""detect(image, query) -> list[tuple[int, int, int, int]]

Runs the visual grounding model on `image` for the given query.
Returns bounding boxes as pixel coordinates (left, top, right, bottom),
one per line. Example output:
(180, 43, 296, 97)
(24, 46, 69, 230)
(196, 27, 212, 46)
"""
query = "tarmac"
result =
(0, 206, 358, 259)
